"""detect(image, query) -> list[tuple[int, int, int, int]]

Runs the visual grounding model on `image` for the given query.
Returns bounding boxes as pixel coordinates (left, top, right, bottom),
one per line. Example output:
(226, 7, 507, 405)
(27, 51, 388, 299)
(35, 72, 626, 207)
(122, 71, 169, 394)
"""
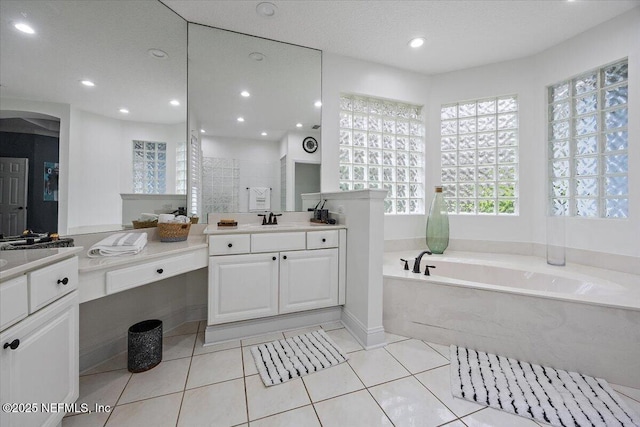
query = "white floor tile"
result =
(186, 347, 243, 389)
(324, 328, 363, 353)
(106, 392, 182, 427)
(611, 383, 640, 402)
(441, 421, 467, 427)
(319, 321, 344, 331)
(77, 369, 131, 408)
(249, 405, 320, 427)
(462, 407, 540, 427)
(283, 326, 322, 338)
(370, 376, 457, 427)
(62, 411, 110, 427)
(245, 374, 310, 421)
(81, 352, 128, 376)
(118, 358, 190, 405)
(314, 390, 393, 427)
(425, 341, 452, 360)
(164, 321, 199, 337)
(178, 378, 247, 427)
(302, 362, 364, 402)
(385, 339, 449, 373)
(241, 332, 285, 347)
(384, 332, 410, 344)
(162, 333, 196, 361)
(415, 365, 484, 417)
(347, 348, 410, 387)
(243, 347, 259, 376)
(193, 333, 241, 356)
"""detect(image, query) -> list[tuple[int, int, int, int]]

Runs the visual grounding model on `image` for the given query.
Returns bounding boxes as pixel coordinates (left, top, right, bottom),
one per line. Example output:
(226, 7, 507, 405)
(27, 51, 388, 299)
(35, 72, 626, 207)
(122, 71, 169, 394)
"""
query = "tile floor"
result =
(64, 321, 640, 427)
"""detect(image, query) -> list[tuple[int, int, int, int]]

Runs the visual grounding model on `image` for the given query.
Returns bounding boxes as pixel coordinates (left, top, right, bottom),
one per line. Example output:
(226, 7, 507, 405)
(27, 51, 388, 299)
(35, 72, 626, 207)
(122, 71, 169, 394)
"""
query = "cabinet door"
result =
(279, 248, 338, 314)
(0, 291, 79, 427)
(209, 253, 279, 324)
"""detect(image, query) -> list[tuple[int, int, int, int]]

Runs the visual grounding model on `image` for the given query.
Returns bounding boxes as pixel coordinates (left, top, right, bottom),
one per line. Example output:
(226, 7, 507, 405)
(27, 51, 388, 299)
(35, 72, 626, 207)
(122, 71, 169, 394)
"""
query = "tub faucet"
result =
(412, 250, 432, 273)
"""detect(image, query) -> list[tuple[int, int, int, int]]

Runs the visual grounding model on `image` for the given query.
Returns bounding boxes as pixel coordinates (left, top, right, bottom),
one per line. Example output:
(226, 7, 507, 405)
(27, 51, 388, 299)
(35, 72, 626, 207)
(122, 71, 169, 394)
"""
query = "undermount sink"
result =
(0, 259, 7, 268)
(240, 223, 298, 229)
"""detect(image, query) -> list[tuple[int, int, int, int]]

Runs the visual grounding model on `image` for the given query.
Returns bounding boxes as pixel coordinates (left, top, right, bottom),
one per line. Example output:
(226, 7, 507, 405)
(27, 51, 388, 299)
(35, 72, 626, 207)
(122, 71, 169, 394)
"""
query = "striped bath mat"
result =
(251, 329, 348, 386)
(451, 345, 640, 427)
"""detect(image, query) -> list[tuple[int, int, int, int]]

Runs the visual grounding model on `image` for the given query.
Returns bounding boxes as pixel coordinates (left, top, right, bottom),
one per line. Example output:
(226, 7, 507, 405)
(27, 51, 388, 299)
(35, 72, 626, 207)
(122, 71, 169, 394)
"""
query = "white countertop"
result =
(0, 247, 84, 281)
(204, 222, 346, 235)
(78, 234, 207, 273)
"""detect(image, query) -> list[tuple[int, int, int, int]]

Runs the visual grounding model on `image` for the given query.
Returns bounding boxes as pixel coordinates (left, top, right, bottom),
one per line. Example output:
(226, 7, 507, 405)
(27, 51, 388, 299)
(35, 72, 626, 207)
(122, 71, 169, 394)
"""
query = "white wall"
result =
(321, 9, 639, 258)
(68, 109, 184, 230)
(202, 135, 281, 212)
(321, 53, 432, 239)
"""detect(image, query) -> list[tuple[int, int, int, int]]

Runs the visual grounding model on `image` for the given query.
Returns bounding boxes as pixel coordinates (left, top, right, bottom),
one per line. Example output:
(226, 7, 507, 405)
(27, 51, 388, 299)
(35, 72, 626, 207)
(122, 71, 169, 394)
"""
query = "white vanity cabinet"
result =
(0, 254, 80, 427)
(207, 228, 345, 326)
(209, 252, 279, 323)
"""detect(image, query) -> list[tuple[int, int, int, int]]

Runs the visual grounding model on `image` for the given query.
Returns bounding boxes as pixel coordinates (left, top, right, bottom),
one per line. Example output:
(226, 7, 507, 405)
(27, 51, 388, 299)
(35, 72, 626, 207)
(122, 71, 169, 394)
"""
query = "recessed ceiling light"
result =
(261, 132, 267, 136)
(81, 80, 95, 87)
(119, 108, 129, 114)
(14, 22, 35, 34)
(148, 48, 168, 59)
(240, 91, 250, 97)
(256, 2, 277, 17)
(409, 37, 425, 48)
(296, 123, 303, 128)
(170, 99, 180, 106)
(249, 52, 265, 62)
(237, 117, 245, 122)
(200, 129, 205, 133)
(314, 100, 322, 108)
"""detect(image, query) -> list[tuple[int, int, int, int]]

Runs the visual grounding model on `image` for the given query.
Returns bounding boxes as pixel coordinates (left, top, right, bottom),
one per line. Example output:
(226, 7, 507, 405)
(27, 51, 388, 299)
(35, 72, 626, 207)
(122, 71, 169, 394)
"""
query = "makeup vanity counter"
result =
(76, 233, 208, 303)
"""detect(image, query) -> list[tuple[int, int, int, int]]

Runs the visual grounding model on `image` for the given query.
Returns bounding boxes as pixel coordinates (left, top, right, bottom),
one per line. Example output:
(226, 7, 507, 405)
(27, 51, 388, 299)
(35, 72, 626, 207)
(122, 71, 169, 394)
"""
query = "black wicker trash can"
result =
(128, 319, 163, 373)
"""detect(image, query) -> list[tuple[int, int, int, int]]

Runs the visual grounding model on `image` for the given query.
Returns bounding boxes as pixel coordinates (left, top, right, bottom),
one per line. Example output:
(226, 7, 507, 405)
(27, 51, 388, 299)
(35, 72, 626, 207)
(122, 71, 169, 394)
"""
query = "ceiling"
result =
(164, 0, 639, 75)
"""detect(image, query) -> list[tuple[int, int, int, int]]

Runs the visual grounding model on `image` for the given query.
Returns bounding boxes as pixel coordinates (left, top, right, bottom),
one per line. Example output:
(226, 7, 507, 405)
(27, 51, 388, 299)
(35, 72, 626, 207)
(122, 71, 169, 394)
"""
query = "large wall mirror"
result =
(188, 23, 322, 218)
(0, 0, 187, 236)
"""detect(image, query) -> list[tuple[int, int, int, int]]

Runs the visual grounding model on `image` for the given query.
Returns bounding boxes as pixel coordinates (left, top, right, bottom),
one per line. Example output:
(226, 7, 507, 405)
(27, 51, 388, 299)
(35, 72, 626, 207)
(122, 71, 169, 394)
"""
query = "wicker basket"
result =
(132, 220, 158, 229)
(158, 222, 191, 242)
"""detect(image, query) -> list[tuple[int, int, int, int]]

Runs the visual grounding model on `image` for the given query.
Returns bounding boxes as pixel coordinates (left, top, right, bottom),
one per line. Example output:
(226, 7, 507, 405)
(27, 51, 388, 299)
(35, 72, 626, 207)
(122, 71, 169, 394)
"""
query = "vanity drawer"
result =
(251, 232, 306, 253)
(106, 252, 201, 294)
(307, 230, 339, 249)
(209, 234, 250, 255)
(0, 275, 28, 331)
(28, 256, 78, 313)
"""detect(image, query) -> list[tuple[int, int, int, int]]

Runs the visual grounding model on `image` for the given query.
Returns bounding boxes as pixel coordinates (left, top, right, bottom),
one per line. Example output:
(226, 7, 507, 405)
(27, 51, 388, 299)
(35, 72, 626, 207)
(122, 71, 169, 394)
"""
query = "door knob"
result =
(157, 268, 164, 274)
(283, 255, 287, 260)
(228, 243, 233, 248)
(57, 277, 69, 285)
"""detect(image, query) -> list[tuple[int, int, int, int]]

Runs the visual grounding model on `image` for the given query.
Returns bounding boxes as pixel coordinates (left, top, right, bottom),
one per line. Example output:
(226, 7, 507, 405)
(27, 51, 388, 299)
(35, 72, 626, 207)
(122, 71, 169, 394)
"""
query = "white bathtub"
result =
(383, 251, 640, 387)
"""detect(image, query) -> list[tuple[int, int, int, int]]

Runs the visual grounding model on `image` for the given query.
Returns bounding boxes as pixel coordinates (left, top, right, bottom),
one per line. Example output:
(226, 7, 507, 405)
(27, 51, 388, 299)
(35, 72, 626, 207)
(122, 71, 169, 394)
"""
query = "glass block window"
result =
(132, 140, 166, 194)
(176, 142, 187, 194)
(189, 133, 202, 216)
(440, 95, 519, 215)
(339, 94, 425, 214)
(548, 59, 628, 218)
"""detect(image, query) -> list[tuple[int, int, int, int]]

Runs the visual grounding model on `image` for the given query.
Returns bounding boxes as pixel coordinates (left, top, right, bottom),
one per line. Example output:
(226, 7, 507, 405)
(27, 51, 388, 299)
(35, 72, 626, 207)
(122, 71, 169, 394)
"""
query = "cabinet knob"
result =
(57, 277, 69, 285)
(322, 238, 326, 242)
(157, 268, 164, 274)
(3, 339, 20, 350)
(228, 243, 233, 248)
(272, 256, 277, 261)
(283, 255, 287, 260)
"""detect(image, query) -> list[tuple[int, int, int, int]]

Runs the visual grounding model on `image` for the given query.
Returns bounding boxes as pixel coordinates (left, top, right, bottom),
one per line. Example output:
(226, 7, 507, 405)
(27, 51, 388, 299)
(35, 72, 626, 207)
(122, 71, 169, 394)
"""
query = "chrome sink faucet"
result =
(412, 250, 432, 273)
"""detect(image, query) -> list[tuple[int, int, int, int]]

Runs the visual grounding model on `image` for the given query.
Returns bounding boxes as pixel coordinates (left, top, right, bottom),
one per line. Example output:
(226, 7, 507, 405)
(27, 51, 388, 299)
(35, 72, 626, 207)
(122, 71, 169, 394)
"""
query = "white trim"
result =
(340, 308, 386, 350)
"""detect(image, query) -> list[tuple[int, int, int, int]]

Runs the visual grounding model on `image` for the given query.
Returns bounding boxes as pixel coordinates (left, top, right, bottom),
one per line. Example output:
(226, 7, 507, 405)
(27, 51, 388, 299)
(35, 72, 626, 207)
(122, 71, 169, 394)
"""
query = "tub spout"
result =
(412, 250, 432, 273)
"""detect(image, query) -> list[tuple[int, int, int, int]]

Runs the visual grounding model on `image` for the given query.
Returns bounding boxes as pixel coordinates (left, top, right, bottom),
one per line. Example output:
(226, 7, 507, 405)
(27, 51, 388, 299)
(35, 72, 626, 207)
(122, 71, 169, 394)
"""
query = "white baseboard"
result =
(205, 306, 342, 344)
(341, 308, 386, 350)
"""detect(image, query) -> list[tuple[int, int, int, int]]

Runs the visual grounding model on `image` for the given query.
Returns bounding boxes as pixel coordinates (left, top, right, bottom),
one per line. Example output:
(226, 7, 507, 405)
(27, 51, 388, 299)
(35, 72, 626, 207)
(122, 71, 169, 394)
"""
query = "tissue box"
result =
(158, 223, 190, 242)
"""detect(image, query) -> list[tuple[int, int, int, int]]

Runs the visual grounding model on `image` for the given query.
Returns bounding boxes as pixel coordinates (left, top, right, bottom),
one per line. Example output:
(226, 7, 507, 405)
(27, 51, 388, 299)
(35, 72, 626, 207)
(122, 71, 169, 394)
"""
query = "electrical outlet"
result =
(337, 205, 345, 214)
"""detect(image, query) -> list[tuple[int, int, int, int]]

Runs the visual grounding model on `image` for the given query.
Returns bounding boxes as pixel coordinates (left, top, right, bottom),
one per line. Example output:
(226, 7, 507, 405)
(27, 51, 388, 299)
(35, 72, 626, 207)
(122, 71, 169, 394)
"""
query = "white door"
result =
(279, 248, 339, 314)
(0, 292, 79, 427)
(0, 157, 28, 236)
(209, 253, 279, 324)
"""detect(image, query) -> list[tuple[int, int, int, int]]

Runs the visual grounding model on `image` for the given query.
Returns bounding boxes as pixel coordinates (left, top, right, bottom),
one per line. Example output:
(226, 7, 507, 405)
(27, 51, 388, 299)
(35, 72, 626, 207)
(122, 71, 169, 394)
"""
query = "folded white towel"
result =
(87, 232, 148, 258)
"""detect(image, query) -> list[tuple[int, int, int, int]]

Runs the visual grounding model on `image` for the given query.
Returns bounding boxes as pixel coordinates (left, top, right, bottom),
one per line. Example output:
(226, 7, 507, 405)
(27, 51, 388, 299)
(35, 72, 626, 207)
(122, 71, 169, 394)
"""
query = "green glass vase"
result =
(426, 186, 449, 254)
